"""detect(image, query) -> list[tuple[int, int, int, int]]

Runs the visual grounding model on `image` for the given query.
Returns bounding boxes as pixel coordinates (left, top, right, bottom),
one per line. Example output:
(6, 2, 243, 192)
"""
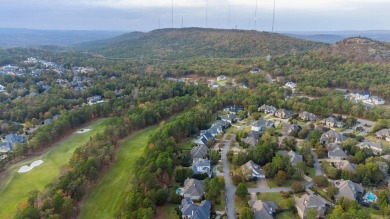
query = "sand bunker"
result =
(77, 128, 91, 134)
(18, 160, 44, 173)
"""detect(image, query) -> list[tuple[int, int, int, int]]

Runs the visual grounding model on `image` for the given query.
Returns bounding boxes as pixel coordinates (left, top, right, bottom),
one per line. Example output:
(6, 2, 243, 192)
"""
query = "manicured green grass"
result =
(79, 126, 158, 219)
(0, 118, 109, 219)
(307, 168, 316, 178)
(234, 195, 251, 215)
(257, 192, 294, 209)
(155, 204, 180, 219)
(179, 138, 194, 150)
(214, 191, 226, 211)
(275, 211, 300, 219)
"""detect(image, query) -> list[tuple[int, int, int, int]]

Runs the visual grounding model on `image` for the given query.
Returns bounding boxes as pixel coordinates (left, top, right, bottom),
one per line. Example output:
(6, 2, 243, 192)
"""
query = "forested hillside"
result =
(79, 28, 326, 59)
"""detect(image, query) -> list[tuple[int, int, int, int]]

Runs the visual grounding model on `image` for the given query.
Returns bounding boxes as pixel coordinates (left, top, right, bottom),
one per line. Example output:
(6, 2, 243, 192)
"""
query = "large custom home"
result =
(258, 104, 277, 114)
(182, 178, 205, 200)
(278, 150, 303, 166)
(323, 116, 344, 128)
(275, 109, 292, 119)
(334, 180, 364, 201)
(241, 160, 265, 180)
(248, 200, 278, 219)
(327, 143, 347, 160)
(221, 114, 237, 124)
(180, 198, 211, 219)
(334, 160, 357, 172)
(299, 111, 317, 121)
(192, 158, 211, 177)
(376, 129, 390, 141)
(356, 141, 383, 155)
(191, 144, 210, 160)
(251, 119, 274, 132)
(282, 123, 301, 136)
(295, 194, 329, 219)
(285, 81, 297, 89)
(320, 130, 346, 145)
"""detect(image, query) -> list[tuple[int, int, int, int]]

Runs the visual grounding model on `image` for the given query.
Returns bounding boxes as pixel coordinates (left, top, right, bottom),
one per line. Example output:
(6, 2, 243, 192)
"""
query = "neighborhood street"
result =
(222, 135, 236, 219)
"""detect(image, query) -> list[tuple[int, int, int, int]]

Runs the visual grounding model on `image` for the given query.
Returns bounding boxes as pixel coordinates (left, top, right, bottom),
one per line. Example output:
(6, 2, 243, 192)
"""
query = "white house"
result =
(363, 96, 385, 105)
(353, 90, 370, 100)
(217, 75, 227, 81)
(0, 84, 5, 92)
(285, 82, 297, 89)
(192, 158, 211, 177)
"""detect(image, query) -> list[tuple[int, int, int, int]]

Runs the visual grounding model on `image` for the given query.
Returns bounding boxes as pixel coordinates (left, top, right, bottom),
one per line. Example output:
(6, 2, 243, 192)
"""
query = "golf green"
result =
(0, 118, 109, 218)
(79, 126, 157, 219)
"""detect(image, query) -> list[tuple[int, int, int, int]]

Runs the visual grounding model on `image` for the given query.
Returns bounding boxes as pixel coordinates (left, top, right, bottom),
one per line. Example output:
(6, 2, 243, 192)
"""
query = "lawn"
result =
(179, 138, 195, 150)
(214, 191, 226, 211)
(0, 118, 109, 218)
(79, 126, 158, 219)
(307, 168, 316, 178)
(257, 192, 294, 209)
(276, 211, 300, 219)
(154, 204, 180, 219)
(266, 178, 305, 188)
(234, 195, 251, 215)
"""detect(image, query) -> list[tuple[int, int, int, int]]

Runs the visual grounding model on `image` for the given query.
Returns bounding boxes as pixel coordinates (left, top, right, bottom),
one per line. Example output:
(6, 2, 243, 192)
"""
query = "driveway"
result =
(222, 134, 236, 219)
(311, 149, 323, 176)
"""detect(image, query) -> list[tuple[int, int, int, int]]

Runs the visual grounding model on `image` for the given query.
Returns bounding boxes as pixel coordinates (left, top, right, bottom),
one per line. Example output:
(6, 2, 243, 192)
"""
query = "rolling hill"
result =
(78, 28, 327, 60)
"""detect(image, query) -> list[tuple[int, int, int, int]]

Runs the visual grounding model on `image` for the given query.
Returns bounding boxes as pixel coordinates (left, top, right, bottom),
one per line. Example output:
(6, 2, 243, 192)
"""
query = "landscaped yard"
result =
(214, 191, 226, 211)
(154, 204, 180, 219)
(234, 195, 251, 215)
(79, 126, 158, 219)
(275, 211, 300, 219)
(257, 192, 294, 209)
(0, 118, 110, 218)
(307, 167, 316, 178)
(179, 138, 195, 150)
(266, 178, 306, 188)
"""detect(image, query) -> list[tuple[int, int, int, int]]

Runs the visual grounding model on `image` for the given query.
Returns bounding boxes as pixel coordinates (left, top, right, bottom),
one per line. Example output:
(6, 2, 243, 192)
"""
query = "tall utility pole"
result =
(228, 5, 230, 29)
(206, 0, 208, 28)
(171, 0, 174, 28)
(254, 0, 258, 30)
(272, 0, 276, 32)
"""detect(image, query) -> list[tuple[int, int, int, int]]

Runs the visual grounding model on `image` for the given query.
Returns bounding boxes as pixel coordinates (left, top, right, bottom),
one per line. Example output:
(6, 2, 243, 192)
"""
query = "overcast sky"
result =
(0, 0, 389, 31)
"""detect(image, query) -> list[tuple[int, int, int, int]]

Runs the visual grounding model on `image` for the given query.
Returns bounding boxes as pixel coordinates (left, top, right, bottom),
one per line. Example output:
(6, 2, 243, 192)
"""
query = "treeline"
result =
(117, 94, 237, 218)
(14, 94, 197, 218)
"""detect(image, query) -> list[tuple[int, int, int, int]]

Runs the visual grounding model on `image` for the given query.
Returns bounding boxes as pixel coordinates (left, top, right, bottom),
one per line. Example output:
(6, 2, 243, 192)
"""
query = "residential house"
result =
(320, 130, 346, 144)
(354, 90, 370, 100)
(241, 160, 265, 180)
(278, 150, 303, 166)
(247, 130, 261, 139)
(86, 95, 102, 104)
(242, 136, 258, 147)
(224, 105, 243, 114)
(327, 143, 347, 160)
(221, 114, 237, 124)
(182, 178, 205, 200)
(250, 68, 260, 73)
(3, 134, 26, 144)
(248, 200, 278, 219)
(334, 160, 357, 172)
(194, 131, 215, 146)
(217, 75, 227, 81)
(363, 96, 385, 105)
(295, 194, 329, 219)
(285, 82, 297, 89)
(376, 129, 390, 141)
(0, 142, 12, 154)
(275, 109, 292, 119)
(323, 116, 344, 128)
(0, 84, 5, 92)
(299, 111, 317, 121)
(282, 123, 301, 136)
(191, 144, 210, 160)
(192, 158, 211, 177)
(356, 141, 383, 155)
(211, 82, 219, 89)
(251, 119, 274, 132)
(258, 104, 277, 114)
(180, 198, 211, 219)
(334, 180, 364, 201)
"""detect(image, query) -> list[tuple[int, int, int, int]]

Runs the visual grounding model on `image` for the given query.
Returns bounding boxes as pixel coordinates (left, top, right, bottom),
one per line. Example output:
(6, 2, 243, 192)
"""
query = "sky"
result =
(0, 0, 389, 32)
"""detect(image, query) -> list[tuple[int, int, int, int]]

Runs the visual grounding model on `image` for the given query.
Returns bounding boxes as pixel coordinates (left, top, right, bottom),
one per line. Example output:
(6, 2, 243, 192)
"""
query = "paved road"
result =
(311, 150, 323, 176)
(222, 134, 236, 219)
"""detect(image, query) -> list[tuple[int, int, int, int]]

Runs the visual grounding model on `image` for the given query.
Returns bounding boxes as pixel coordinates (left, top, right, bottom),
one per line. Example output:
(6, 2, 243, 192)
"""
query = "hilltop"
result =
(317, 37, 390, 63)
(78, 28, 327, 59)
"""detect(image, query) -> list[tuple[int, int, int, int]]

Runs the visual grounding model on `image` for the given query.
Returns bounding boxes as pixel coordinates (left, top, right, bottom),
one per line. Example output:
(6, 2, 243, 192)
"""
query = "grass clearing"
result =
(266, 178, 305, 188)
(257, 192, 294, 209)
(79, 126, 158, 219)
(234, 195, 250, 215)
(276, 211, 300, 219)
(155, 204, 180, 219)
(0, 118, 109, 219)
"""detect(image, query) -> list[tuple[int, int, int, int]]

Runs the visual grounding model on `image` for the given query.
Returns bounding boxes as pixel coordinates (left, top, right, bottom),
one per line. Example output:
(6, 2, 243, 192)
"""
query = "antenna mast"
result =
(272, 0, 276, 32)
(171, 0, 174, 28)
(254, 0, 258, 30)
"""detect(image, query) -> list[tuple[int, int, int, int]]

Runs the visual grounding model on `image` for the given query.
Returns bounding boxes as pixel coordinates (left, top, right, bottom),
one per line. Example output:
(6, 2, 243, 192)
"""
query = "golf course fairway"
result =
(0, 118, 109, 218)
(79, 126, 157, 219)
